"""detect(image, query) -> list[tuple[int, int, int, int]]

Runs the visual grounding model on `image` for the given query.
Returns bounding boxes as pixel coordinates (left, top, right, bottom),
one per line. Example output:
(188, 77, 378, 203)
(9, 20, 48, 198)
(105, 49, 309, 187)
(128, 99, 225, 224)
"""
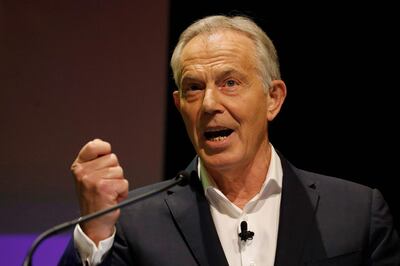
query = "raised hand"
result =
(71, 139, 129, 245)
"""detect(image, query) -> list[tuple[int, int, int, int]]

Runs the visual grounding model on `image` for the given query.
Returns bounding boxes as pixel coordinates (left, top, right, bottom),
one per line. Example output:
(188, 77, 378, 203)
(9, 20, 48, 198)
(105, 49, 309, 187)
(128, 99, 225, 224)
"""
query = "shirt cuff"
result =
(73, 224, 115, 265)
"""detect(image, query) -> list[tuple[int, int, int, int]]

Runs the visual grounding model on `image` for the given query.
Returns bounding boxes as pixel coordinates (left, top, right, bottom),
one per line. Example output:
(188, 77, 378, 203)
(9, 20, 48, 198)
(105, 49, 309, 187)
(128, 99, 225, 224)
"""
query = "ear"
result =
(173, 90, 181, 110)
(266, 80, 287, 121)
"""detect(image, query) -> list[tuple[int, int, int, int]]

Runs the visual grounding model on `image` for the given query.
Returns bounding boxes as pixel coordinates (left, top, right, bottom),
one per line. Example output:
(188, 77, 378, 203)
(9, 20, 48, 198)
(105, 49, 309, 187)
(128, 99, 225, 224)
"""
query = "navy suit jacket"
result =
(59, 154, 400, 265)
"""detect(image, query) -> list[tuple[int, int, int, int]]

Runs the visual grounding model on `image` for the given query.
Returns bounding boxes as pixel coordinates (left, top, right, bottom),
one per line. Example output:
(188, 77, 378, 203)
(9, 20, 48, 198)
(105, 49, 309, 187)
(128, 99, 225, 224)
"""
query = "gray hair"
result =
(170, 15, 281, 92)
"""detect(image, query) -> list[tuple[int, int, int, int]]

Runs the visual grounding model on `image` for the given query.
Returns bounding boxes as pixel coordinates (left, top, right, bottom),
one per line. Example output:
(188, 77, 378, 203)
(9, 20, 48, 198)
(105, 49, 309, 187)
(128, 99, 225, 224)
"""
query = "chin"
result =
(199, 151, 242, 172)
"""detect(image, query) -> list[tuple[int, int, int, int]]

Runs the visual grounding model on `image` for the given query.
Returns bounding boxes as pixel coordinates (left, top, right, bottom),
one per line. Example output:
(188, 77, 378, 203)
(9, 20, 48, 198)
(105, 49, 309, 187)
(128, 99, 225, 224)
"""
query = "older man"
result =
(60, 15, 399, 266)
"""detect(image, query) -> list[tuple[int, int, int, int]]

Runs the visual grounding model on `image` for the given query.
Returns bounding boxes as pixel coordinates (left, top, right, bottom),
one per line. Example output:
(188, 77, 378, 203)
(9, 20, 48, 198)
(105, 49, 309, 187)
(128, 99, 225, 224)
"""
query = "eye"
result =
(181, 81, 204, 99)
(225, 79, 236, 87)
(221, 79, 240, 92)
(189, 83, 202, 91)
(225, 79, 237, 87)
(182, 80, 203, 92)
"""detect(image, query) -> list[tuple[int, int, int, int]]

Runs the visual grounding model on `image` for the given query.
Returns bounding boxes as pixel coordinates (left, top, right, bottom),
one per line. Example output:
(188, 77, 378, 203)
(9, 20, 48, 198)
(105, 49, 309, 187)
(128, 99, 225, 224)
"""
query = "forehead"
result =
(180, 30, 257, 70)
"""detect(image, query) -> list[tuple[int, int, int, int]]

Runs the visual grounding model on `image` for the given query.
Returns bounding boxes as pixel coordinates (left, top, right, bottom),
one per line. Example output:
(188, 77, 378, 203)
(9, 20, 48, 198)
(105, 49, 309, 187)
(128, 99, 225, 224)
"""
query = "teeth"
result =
(209, 136, 227, 141)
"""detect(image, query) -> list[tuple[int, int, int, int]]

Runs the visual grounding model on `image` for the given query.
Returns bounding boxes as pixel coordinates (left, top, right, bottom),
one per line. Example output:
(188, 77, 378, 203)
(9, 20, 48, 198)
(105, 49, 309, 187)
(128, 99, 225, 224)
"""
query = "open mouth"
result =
(204, 128, 234, 142)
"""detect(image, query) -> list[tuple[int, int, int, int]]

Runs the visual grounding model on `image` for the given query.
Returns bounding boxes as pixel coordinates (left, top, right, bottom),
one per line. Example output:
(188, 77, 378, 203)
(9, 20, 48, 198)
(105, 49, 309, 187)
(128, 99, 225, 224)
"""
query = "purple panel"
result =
(0, 234, 70, 266)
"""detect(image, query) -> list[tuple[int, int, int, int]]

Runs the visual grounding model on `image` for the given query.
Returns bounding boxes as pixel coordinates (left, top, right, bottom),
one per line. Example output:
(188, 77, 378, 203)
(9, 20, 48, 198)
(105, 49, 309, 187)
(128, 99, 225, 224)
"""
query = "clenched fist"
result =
(71, 139, 129, 245)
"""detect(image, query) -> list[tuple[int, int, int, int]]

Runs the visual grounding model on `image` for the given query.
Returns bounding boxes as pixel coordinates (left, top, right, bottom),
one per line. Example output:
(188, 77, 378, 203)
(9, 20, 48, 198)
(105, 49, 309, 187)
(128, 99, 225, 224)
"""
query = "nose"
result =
(201, 87, 223, 114)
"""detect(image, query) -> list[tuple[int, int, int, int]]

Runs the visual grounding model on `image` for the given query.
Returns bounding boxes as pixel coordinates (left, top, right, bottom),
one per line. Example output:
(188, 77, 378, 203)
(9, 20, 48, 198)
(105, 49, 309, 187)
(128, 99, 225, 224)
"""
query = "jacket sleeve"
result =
(58, 239, 84, 266)
(58, 223, 132, 266)
(369, 189, 400, 265)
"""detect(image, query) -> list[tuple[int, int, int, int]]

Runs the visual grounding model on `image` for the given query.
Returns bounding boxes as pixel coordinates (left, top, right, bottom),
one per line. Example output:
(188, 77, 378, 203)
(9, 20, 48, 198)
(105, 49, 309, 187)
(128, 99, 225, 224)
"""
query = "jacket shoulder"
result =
(293, 164, 373, 197)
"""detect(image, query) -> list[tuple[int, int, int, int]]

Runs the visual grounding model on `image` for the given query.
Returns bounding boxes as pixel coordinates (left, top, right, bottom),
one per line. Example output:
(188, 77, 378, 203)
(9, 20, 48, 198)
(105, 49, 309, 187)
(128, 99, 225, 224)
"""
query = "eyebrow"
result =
(217, 69, 239, 78)
(180, 67, 247, 87)
(215, 68, 247, 83)
(180, 76, 202, 89)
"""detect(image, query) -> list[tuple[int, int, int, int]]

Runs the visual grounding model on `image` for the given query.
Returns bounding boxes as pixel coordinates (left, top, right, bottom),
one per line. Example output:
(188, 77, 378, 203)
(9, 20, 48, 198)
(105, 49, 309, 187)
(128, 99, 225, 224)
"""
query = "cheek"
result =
(230, 101, 265, 124)
(238, 102, 268, 131)
(180, 107, 198, 133)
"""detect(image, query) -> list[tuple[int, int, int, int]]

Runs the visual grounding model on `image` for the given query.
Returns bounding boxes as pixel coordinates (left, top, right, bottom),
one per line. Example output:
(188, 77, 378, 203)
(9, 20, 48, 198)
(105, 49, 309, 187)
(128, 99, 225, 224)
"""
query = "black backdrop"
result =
(164, 1, 399, 230)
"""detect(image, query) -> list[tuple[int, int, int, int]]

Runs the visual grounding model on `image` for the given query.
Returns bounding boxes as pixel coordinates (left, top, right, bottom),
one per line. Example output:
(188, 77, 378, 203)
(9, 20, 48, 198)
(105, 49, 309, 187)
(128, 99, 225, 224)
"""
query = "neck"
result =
(206, 143, 272, 209)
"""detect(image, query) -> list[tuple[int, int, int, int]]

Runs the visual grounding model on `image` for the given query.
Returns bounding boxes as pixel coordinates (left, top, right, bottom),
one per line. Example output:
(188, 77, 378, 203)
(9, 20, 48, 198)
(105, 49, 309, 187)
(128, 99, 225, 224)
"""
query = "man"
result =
(60, 15, 400, 265)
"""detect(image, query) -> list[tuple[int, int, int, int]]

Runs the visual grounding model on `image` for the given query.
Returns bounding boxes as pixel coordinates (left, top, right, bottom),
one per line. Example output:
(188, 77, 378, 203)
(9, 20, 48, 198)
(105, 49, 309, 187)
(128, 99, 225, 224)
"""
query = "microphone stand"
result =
(23, 171, 189, 266)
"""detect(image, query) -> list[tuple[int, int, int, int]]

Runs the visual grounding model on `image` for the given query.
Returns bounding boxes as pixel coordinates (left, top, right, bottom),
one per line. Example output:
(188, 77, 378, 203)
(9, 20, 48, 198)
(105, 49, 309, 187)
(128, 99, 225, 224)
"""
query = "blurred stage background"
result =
(1, 1, 398, 265)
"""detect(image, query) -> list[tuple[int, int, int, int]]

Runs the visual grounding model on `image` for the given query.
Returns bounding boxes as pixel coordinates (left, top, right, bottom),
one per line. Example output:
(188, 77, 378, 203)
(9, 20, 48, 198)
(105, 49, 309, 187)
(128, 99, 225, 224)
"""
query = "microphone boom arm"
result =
(23, 171, 189, 266)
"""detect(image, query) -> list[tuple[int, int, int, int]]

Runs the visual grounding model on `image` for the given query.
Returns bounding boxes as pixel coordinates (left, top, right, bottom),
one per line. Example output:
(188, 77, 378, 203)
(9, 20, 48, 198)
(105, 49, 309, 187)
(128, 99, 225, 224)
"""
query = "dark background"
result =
(164, 1, 399, 230)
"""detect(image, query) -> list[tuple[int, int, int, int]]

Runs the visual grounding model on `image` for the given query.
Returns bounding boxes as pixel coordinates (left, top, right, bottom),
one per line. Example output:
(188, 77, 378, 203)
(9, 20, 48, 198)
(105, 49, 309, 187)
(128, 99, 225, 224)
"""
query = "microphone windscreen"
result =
(240, 221, 248, 232)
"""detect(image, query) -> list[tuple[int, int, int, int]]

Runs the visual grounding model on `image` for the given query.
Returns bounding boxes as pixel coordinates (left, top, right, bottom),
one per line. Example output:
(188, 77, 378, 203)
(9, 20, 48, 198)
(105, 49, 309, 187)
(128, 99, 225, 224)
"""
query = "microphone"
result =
(23, 171, 190, 266)
(238, 221, 254, 241)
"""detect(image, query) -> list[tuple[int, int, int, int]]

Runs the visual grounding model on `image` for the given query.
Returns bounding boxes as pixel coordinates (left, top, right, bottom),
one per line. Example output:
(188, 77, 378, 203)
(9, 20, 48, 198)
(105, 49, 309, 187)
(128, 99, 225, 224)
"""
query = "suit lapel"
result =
(165, 164, 229, 266)
(165, 154, 321, 266)
(274, 156, 320, 266)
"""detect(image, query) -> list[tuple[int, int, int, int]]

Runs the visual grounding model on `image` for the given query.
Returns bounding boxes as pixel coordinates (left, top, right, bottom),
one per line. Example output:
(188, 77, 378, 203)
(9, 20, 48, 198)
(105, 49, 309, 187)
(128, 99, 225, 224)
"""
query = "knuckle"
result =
(70, 162, 78, 173)
(71, 163, 85, 179)
(116, 179, 129, 195)
(115, 166, 124, 177)
(123, 179, 129, 189)
(104, 141, 112, 150)
(109, 153, 118, 165)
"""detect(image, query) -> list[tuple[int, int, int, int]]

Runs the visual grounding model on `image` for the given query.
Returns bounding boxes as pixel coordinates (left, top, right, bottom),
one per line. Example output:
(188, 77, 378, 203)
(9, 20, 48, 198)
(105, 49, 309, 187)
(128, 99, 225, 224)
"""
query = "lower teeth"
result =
(210, 136, 227, 141)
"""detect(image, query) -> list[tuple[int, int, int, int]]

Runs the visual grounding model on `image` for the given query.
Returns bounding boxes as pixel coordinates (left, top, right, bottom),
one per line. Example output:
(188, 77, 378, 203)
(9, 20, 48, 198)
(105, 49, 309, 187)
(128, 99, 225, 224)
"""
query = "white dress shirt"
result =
(74, 145, 283, 266)
(199, 144, 282, 266)
(73, 224, 114, 265)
